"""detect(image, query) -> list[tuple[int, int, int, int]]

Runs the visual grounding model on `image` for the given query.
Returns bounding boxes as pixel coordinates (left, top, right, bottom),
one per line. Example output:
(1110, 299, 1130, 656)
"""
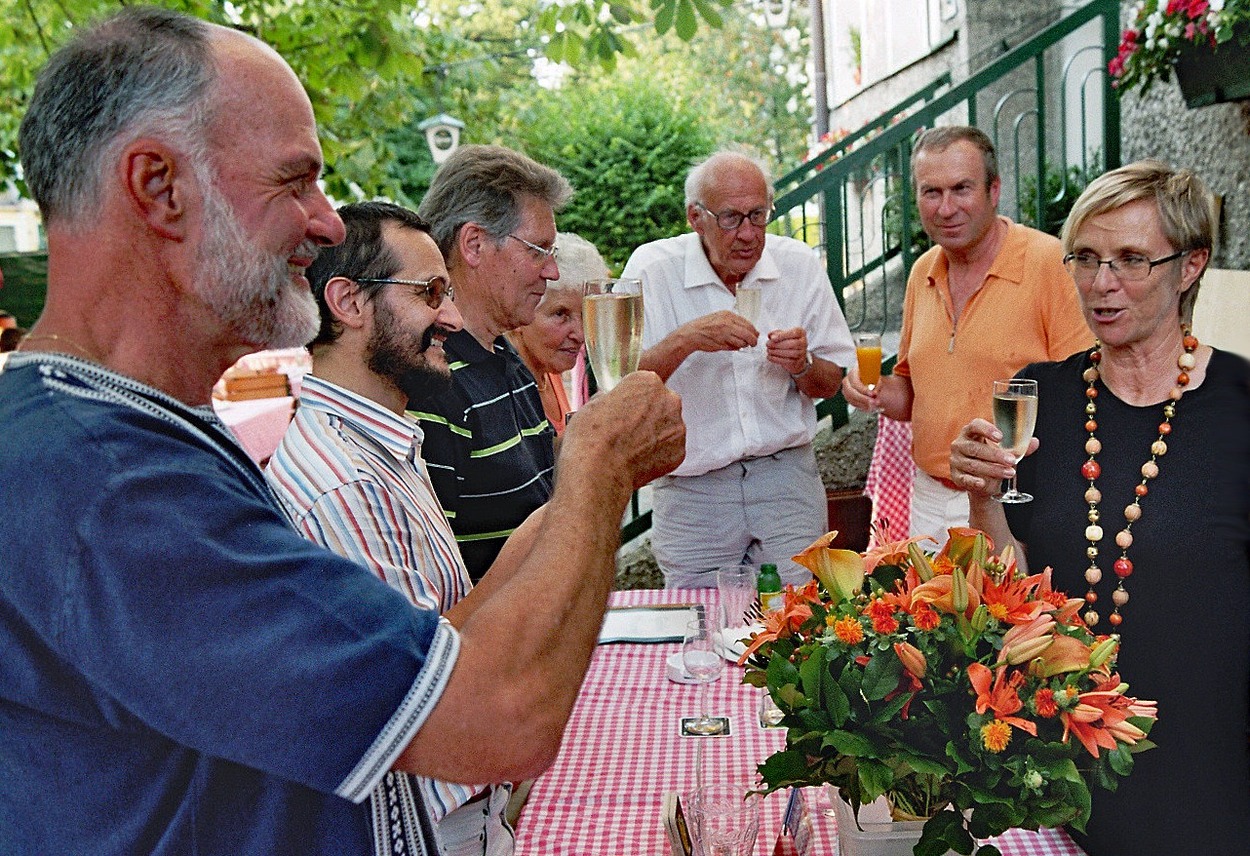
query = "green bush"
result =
(1019, 152, 1103, 237)
(510, 77, 714, 271)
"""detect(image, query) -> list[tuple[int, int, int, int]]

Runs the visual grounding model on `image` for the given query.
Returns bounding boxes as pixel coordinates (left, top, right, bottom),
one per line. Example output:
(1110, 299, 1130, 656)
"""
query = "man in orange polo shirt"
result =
(842, 126, 1092, 544)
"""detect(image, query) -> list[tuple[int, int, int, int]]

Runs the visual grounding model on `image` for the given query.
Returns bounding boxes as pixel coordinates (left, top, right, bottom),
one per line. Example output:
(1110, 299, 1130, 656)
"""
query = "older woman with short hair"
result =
(506, 233, 608, 435)
(949, 160, 1250, 856)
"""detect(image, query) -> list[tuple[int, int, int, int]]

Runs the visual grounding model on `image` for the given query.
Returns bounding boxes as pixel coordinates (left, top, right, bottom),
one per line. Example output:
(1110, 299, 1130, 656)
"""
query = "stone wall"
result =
(1119, 71, 1250, 270)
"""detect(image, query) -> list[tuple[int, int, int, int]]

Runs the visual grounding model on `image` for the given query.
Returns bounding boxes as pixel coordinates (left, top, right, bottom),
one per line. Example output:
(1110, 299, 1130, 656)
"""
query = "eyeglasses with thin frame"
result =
(352, 276, 455, 309)
(693, 201, 773, 231)
(1062, 250, 1188, 285)
(508, 234, 559, 262)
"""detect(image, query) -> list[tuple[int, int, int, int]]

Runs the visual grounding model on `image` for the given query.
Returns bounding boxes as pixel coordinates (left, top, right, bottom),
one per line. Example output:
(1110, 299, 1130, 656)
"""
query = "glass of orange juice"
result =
(855, 332, 882, 391)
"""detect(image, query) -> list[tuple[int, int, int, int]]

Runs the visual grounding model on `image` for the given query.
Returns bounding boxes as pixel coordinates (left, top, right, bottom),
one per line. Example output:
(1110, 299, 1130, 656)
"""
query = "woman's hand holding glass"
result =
(949, 416, 1041, 499)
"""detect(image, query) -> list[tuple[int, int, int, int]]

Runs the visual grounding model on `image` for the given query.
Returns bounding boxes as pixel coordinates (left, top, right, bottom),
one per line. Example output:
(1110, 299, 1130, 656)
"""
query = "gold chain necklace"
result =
(18, 333, 104, 363)
(1079, 327, 1198, 629)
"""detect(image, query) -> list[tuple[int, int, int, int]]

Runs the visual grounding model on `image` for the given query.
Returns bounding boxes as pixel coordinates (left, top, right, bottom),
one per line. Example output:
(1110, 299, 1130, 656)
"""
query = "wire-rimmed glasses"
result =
(1062, 250, 1187, 285)
(351, 276, 455, 309)
(508, 233, 559, 262)
(693, 202, 773, 231)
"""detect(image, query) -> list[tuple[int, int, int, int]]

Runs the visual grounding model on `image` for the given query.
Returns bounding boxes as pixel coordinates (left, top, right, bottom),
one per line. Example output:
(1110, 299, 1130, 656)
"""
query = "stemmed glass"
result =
(583, 278, 643, 392)
(991, 378, 1038, 503)
(682, 616, 726, 735)
(855, 332, 882, 412)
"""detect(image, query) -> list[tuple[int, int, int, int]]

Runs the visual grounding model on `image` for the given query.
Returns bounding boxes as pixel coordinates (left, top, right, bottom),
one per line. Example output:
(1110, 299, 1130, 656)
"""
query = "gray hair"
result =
(19, 6, 217, 228)
(684, 150, 774, 207)
(417, 144, 573, 259)
(546, 233, 609, 291)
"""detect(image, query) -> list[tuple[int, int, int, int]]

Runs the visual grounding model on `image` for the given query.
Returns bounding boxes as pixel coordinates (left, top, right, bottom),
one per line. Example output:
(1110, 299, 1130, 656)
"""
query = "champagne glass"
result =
(733, 285, 762, 326)
(855, 332, 882, 411)
(682, 616, 725, 735)
(992, 378, 1038, 503)
(583, 278, 643, 393)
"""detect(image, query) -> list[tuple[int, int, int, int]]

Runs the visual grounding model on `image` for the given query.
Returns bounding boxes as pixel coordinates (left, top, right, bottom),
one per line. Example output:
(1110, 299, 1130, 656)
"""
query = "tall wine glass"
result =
(682, 616, 725, 735)
(583, 278, 643, 393)
(992, 378, 1038, 503)
(855, 332, 882, 411)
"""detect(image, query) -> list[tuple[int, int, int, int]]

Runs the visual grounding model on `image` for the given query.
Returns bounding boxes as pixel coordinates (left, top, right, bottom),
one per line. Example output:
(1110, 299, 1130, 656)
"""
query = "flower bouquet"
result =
(740, 528, 1157, 856)
(1110, 0, 1250, 96)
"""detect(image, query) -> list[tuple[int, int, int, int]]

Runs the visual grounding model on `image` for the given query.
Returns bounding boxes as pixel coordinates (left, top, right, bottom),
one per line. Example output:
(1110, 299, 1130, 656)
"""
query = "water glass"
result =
(687, 783, 761, 856)
(715, 565, 757, 632)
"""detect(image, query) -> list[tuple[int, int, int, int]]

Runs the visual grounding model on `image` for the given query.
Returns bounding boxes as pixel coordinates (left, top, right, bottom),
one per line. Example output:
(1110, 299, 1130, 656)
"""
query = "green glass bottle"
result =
(757, 563, 783, 615)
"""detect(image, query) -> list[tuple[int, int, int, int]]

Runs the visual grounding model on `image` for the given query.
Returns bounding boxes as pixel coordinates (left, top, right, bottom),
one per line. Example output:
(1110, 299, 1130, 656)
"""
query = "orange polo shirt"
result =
(893, 217, 1093, 481)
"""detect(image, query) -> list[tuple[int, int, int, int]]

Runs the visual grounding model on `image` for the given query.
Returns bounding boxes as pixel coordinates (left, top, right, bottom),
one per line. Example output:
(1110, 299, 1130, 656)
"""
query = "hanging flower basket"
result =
(1172, 31, 1250, 106)
(1110, 1, 1250, 104)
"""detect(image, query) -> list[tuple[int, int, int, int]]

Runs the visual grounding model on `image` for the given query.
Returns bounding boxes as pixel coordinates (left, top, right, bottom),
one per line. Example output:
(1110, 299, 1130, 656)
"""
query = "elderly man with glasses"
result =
(624, 150, 855, 588)
(407, 145, 570, 582)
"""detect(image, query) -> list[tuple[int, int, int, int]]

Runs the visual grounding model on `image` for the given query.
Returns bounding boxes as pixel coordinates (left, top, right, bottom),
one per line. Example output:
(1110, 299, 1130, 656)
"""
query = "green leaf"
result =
(674, 0, 698, 41)
(1107, 743, 1135, 777)
(689, 0, 723, 28)
(861, 648, 903, 700)
(824, 729, 878, 758)
(798, 643, 827, 699)
(757, 750, 813, 788)
(917, 809, 975, 856)
(823, 671, 852, 726)
(654, 0, 676, 34)
(856, 759, 893, 797)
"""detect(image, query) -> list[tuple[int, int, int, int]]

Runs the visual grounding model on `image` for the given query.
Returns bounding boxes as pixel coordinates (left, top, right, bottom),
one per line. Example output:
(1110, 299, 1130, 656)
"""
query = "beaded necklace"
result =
(1079, 327, 1199, 629)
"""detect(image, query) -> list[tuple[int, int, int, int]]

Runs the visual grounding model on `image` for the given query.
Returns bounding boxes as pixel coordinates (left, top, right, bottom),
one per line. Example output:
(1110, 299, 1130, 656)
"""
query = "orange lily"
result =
(1060, 682, 1151, 757)
(1028, 634, 1093, 678)
(736, 581, 820, 665)
(894, 641, 927, 679)
(940, 528, 992, 568)
(792, 532, 865, 603)
(968, 662, 1038, 736)
(911, 571, 982, 619)
(981, 572, 1048, 625)
(862, 532, 936, 572)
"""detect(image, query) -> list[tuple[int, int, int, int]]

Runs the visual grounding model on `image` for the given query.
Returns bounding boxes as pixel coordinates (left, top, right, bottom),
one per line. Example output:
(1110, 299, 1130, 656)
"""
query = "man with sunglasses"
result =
(408, 145, 570, 582)
(266, 201, 517, 855)
(623, 150, 855, 588)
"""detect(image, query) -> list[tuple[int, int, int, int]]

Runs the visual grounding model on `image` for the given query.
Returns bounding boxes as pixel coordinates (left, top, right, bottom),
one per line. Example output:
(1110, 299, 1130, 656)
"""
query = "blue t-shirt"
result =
(0, 354, 457, 855)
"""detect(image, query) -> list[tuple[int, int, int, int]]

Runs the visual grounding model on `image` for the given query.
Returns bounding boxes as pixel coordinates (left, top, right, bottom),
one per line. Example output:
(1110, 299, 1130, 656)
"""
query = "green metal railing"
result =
(772, 0, 1120, 350)
(622, 0, 1122, 544)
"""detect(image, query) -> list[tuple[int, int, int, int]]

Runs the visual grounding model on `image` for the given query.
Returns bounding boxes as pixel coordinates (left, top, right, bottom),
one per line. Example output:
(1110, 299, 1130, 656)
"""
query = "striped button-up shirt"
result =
(265, 374, 483, 824)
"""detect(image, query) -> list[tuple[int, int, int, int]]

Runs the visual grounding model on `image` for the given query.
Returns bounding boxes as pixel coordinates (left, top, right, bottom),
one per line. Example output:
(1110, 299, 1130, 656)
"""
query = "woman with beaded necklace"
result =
(949, 161, 1249, 856)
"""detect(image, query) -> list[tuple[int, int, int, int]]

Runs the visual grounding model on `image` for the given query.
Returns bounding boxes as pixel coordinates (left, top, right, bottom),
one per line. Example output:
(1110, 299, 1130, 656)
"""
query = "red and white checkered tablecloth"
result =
(513, 589, 1087, 856)
(864, 415, 914, 546)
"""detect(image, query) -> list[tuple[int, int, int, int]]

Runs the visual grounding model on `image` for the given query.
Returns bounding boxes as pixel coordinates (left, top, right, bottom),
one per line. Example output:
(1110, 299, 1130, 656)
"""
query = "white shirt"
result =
(623, 232, 855, 477)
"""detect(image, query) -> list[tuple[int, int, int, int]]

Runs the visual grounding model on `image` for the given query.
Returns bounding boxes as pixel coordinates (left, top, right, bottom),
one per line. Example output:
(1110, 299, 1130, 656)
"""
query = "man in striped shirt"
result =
(266, 202, 511, 855)
(407, 146, 571, 581)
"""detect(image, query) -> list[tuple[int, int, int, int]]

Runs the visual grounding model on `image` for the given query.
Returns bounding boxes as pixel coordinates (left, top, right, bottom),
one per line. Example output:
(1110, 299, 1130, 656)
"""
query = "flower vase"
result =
(831, 795, 959, 856)
(1172, 32, 1250, 108)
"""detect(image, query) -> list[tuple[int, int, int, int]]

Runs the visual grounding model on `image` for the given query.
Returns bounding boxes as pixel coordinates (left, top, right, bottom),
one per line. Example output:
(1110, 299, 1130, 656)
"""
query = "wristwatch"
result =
(789, 350, 814, 379)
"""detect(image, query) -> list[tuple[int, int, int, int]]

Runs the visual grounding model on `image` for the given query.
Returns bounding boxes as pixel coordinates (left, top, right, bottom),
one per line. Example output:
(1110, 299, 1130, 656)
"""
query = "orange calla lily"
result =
(792, 532, 865, 603)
